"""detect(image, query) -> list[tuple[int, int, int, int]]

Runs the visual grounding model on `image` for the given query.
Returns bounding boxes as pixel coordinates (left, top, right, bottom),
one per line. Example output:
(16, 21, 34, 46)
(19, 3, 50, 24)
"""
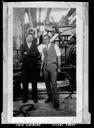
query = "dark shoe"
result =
(45, 98, 52, 103)
(33, 99, 38, 103)
(25, 104, 36, 111)
(54, 102, 59, 109)
(22, 99, 28, 103)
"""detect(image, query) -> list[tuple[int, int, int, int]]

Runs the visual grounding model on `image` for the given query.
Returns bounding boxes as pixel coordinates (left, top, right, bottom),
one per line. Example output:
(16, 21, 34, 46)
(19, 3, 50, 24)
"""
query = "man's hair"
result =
(28, 30, 35, 35)
(27, 28, 35, 35)
(43, 34, 50, 39)
(26, 33, 34, 38)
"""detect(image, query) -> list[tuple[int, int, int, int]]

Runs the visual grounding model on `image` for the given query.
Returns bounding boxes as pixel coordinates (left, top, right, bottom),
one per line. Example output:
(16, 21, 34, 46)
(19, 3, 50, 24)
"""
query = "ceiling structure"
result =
(24, 8, 76, 29)
(13, 8, 76, 49)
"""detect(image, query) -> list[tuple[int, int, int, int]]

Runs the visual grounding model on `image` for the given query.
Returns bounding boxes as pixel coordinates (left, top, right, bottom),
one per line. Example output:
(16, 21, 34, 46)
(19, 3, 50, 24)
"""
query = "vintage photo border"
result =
(2, 2, 90, 124)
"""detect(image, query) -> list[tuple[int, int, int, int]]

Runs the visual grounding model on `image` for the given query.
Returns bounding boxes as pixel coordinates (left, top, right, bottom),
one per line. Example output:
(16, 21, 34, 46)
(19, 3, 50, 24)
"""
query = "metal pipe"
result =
(53, 25, 76, 28)
(66, 8, 76, 18)
(69, 16, 76, 25)
(28, 9, 33, 28)
(28, 91, 76, 94)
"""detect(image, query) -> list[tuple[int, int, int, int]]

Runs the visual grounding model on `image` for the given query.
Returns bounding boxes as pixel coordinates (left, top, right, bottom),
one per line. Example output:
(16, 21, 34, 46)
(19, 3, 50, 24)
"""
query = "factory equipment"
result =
(13, 8, 76, 101)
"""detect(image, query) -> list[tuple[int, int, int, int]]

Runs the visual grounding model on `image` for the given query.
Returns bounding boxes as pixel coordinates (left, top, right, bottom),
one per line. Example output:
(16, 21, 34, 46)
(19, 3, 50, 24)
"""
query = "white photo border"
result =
(2, 2, 90, 124)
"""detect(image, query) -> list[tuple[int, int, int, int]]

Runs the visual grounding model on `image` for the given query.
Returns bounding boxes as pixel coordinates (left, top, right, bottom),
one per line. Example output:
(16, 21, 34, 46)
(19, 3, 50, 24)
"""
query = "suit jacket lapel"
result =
(25, 43, 32, 51)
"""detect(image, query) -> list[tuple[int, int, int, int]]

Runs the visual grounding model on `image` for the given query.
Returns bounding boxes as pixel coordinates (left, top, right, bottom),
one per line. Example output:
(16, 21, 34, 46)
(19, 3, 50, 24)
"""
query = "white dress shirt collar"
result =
(27, 42, 32, 49)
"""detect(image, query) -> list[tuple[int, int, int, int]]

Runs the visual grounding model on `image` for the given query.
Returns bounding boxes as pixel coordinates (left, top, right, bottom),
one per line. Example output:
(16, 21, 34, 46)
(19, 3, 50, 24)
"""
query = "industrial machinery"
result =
(13, 8, 76, 101)
(44, 17, 76, 99)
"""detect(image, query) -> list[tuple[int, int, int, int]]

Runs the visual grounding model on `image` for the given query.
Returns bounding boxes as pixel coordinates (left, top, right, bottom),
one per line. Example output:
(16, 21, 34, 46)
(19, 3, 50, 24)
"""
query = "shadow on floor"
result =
(13, 94, 76, 117)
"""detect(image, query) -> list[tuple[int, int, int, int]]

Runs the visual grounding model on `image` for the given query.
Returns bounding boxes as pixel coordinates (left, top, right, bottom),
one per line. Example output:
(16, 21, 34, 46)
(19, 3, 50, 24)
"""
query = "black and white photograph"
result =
(2, 2, 90, 124)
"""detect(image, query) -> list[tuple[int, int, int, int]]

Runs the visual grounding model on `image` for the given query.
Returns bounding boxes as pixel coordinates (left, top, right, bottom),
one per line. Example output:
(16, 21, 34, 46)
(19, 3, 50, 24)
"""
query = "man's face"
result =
(26, 34, 34, 43)
(43, 35, 50, 45)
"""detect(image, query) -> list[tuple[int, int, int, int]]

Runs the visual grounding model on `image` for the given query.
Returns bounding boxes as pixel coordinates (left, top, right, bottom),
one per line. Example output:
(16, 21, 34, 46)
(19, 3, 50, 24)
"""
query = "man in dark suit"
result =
(20, 32, 40, 103)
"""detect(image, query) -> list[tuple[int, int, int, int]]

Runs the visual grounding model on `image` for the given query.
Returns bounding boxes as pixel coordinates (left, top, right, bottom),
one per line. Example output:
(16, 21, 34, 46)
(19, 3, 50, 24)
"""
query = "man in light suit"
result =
(38, 34, 61, 109)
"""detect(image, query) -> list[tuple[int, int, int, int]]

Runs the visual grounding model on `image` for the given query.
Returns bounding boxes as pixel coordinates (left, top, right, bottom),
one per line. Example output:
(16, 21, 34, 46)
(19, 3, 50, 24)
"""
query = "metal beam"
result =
(39, 8, 41, 28)
(58, 16, 69, 26)
(45, 8, 52, 24)
(58, 8, 76, 26)
(28, 8, 37, 28)
(69, 16, 76, 25)
(37, 22, 58, 26)
(66, 8, 76, 18)
(27, 9, 34, 28)
(56, 25, 76, 28)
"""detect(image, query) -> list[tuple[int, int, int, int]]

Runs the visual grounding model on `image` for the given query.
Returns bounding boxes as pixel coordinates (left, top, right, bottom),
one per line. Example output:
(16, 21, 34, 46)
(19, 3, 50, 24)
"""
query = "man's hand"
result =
(40, 70, 43, 77)
(57, 68, 61, 73)
(24, 52, 27, 55)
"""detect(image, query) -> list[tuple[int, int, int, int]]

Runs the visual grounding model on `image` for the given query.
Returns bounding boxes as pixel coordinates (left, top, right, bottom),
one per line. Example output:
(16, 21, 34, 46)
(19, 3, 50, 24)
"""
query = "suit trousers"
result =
(43, 63, 59, 104)
(22, 64, 38, 101)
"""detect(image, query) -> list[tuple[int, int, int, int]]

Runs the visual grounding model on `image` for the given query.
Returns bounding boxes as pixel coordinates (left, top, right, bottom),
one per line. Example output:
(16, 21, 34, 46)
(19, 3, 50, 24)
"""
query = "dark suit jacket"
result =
(20, 41, 41, 81)
(20, 41, 40, 64)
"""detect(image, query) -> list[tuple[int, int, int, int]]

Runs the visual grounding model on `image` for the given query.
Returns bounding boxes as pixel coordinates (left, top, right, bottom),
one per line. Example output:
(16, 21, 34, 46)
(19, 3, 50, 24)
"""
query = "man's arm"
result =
(57, 56, 61, 69)
(54, 44, 61, 72)
(20, 44, 26, 62)
(37, 44, 45, 76)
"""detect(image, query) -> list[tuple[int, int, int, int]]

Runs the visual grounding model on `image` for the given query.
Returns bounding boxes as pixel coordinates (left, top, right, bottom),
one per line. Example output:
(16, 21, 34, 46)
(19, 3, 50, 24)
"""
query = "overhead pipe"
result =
(39, 8, 41, 28)
(27, 8, 34, 28)
(66, 8, 76, 18)
(58, 8, 76, 26)
(45, 8, 52, 24)
(69, 16, 76, 25)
